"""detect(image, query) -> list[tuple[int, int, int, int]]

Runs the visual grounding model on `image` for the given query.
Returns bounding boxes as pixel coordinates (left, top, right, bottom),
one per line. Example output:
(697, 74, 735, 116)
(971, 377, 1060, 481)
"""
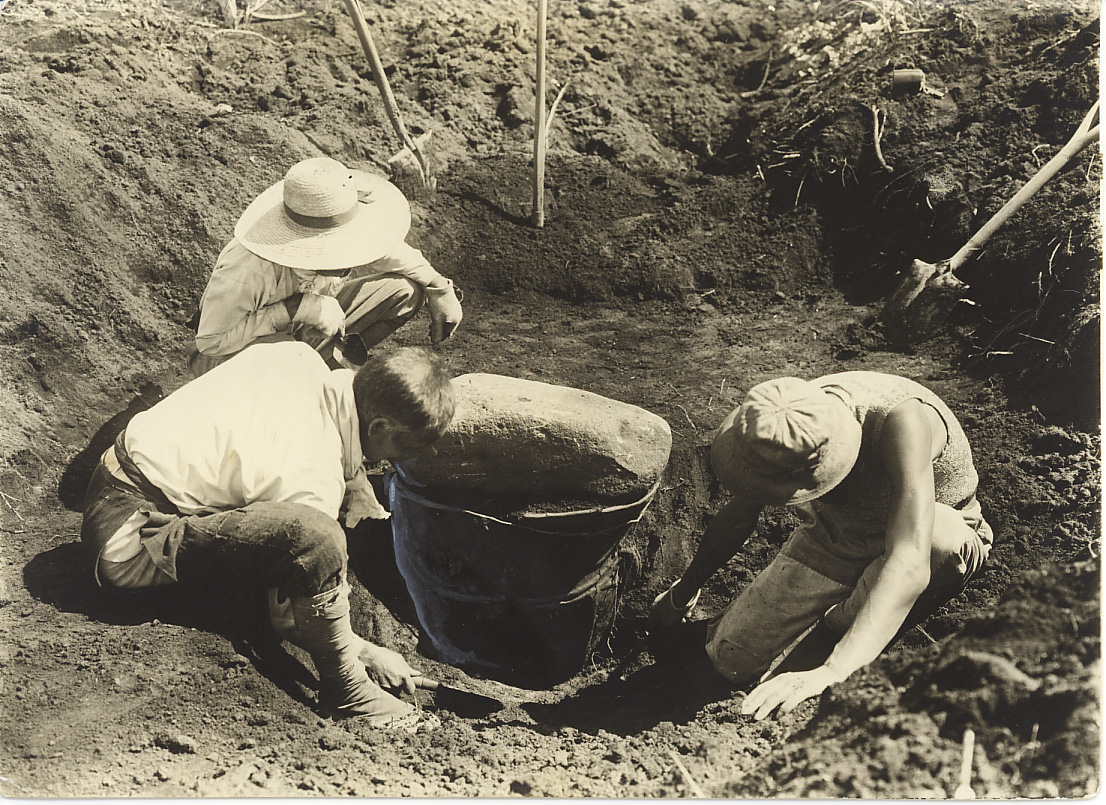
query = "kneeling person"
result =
(651, 371, 992, 719)
(189, 157, 463, 376)
(81, 341, 454, 727)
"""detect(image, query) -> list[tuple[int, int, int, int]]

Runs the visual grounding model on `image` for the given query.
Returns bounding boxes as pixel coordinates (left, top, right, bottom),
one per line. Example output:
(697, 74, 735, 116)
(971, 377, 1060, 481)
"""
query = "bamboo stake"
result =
(531, 0, 548, 228)
(342, 0, 433, 192)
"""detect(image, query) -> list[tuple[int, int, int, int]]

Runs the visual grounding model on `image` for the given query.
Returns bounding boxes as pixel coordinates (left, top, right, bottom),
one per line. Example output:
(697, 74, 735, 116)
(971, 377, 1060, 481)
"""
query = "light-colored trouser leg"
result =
(270, 586, 378, 677)
(339, 274, 425, 348)
(299, 274, 425, 355)
(823, 499, 991, 636)
(704, 546, 852, 686)
(704, 499, 992, 685)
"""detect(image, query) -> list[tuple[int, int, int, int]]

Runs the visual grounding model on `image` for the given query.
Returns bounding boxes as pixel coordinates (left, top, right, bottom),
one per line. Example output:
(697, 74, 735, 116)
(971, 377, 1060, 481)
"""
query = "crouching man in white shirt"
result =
(81, 341, 454, 731)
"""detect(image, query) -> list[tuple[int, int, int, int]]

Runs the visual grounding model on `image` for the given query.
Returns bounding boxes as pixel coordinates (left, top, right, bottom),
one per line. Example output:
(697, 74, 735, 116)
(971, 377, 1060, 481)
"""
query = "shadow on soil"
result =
(521, 623, 740, 735)
(22, 540, 320, 710)
(56, 384, 163, 512)
(522, 662, 737, 736)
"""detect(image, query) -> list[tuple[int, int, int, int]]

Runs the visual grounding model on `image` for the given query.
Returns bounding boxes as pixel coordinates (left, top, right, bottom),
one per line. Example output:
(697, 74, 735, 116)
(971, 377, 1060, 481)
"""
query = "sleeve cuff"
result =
(269, 299, 293, 331)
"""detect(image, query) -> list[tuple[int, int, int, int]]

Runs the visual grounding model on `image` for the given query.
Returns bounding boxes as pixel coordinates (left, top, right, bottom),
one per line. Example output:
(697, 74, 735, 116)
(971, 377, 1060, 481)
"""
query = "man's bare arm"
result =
(669, 496, 762, 609)
(743, 399, 942, 720)
(822, 399, 938, 678)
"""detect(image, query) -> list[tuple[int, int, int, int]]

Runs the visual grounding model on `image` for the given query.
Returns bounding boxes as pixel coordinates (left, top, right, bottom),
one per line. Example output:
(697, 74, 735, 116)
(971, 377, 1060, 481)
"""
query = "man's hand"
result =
(294, 292, 346, 338)
(741, 665, 845, 721)
(648, 580, 701, 635)
(139, 511, 177, 538)
(425, 280, 462, 344)
(357, 641, 420, 696)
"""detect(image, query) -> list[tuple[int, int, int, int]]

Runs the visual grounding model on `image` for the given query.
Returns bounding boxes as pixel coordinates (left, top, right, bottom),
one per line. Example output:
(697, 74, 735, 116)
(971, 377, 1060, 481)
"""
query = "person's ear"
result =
(365, 416, 395, 439)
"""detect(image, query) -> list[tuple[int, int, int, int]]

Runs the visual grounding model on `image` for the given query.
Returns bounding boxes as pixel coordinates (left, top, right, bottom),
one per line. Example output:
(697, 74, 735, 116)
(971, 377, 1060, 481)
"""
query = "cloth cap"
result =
(234, 157, 411, 270)
(710, 377, 862, 506)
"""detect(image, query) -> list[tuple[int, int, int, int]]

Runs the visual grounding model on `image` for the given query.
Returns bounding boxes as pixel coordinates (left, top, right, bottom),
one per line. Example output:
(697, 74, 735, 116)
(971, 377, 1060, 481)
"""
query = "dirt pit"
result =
(0, 0, 1100, 797)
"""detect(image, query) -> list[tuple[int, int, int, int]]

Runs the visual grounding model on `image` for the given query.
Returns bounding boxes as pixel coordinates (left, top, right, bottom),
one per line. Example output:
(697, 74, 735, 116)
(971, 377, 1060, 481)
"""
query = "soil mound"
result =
(0, 0, 1098, 797)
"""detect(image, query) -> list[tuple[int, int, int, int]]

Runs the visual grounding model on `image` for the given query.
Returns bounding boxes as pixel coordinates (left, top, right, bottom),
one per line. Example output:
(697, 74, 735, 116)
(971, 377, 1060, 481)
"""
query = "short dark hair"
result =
(352, 346, 455, 439)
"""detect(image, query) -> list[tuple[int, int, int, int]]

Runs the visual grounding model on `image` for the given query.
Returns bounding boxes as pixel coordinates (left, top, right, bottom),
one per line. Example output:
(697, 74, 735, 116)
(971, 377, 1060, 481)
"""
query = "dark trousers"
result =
(82, 457, 348, 600)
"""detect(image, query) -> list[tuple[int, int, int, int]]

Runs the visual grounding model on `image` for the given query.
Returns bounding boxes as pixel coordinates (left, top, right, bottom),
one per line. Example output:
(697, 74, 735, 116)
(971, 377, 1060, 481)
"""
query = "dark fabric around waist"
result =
(81, 460, 147, 566)
(114, 429, 178, 515)
(103, 429, 186, 581)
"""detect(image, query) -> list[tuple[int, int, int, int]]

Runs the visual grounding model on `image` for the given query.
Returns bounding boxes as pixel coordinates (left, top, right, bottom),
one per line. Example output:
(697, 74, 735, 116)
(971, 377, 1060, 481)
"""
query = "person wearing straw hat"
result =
(649, 371, 993, 720)
(81, 341, 455, 730)
(188, 156, 462, 376)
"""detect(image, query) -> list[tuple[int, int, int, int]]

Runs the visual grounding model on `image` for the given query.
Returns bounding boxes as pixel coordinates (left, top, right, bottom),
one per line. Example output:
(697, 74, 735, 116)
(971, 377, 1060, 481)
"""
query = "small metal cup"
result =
(892, 68, 925, 93)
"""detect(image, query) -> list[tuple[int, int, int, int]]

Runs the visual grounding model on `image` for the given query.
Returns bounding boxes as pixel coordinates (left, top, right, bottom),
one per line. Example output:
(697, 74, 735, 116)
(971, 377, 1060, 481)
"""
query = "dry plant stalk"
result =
(544, 79, 570, 141)
(869, 104, 893, 172)
(217, 0, 238, 27)
(668, 749, 706, 798)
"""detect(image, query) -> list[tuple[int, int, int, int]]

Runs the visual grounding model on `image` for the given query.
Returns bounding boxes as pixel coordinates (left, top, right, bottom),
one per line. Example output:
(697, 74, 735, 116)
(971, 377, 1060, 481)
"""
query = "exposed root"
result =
(869, 104, 893, 173)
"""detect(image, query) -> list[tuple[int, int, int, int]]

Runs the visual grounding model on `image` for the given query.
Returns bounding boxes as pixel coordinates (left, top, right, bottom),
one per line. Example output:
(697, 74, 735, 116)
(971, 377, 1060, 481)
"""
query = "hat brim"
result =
(234, 170, 411, 270)
(711, 401, 862, 507)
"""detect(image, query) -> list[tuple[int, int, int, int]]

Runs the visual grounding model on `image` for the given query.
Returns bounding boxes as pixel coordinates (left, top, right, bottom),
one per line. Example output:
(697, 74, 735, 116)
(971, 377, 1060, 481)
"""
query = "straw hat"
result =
(710, 377, 862, 506)
(234, 157, 411, 270)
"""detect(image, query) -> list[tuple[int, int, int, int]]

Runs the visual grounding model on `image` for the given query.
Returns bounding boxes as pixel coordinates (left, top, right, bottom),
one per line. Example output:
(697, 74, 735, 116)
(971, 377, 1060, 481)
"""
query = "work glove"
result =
(294, 292, 346, 339)
(648, 579, 702, 636)
(424, 279, 463, 344)
(357, 640, 421, 696)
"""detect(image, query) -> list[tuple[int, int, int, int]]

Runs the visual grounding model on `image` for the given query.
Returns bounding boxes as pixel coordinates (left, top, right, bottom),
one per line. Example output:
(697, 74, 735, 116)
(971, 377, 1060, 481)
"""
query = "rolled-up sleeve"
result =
(361, 242, 447, 288)
(195, 240, 294, 357)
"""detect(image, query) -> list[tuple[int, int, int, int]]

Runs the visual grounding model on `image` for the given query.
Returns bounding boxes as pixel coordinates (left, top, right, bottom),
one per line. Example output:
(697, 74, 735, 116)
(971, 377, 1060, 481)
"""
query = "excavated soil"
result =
(0, 0, 1100, 798)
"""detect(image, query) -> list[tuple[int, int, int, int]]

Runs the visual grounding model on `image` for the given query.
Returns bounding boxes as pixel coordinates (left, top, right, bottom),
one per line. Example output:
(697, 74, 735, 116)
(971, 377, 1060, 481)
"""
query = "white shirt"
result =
(195, 238, 442, 358)
(101, 342, 384, 567)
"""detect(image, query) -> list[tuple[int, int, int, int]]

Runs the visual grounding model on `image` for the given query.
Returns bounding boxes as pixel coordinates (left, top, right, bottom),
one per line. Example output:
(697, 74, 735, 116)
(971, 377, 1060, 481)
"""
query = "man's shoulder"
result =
(244, 340, 324, 365)
(196, 340, 325, 389)
(213, 239, 281, 277)
(816, 371, 941, 403)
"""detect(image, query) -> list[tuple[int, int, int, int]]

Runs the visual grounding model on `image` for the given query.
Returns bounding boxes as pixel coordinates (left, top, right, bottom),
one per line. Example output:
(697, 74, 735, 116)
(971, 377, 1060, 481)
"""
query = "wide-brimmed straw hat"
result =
(710, 377, 862, 506)
(235, 157, 411, 271)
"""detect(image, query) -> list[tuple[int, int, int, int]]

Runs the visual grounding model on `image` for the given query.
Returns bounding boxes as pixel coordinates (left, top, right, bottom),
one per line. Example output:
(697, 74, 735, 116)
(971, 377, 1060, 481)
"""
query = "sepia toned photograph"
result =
(0, 0, 1099, 797)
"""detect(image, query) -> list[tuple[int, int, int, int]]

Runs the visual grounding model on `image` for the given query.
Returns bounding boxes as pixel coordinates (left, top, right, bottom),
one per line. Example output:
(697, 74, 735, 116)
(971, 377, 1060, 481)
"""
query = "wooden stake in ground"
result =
(342, 0, 434, 194)
(954, 728, 976, 799)
(531, 0, 548, 228)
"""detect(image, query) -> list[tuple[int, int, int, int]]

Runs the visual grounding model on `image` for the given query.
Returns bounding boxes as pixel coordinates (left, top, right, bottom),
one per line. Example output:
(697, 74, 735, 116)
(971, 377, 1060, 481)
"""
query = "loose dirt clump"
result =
(0, 0, 1099, 798)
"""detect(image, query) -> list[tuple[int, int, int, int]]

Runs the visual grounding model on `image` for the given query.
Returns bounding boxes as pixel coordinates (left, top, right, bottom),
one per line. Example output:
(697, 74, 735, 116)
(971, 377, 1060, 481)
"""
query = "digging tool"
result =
(341, 0, 434, 195)
(881, 100, 1100, 346)
(413, 676, 505, 718)
(953, 728, 976, 799)
(603, 636, 650, 685)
